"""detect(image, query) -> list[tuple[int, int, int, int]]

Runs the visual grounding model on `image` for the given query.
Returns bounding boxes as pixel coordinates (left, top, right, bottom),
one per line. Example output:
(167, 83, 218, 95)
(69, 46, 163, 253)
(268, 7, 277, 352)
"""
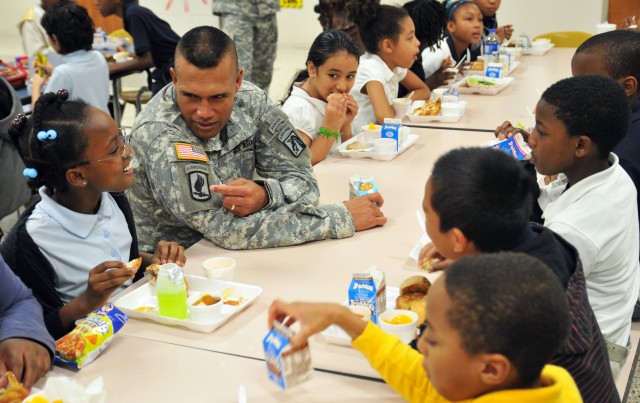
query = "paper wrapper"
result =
(23, 376, 105, 403)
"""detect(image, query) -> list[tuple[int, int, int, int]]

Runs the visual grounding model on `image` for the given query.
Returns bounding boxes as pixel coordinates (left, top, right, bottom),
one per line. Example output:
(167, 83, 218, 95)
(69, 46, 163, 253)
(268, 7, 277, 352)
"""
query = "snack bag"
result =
(263, 321, 313, 390)
(349, 268, 387, 324)
(485, 133, 532, 161)
(54, 303, 128, 369)
(349, 175, 378, 200)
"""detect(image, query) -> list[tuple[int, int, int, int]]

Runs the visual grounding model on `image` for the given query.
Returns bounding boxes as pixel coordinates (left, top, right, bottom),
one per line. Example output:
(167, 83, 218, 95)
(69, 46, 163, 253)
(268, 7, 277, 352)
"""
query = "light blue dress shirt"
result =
(45, 50, 109, 113)
(26, 188, 132, 303)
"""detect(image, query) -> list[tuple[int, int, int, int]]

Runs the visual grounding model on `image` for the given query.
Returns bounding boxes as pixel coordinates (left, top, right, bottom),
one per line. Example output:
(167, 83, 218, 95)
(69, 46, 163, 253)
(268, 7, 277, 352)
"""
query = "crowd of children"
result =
(3, 0, 640, 400)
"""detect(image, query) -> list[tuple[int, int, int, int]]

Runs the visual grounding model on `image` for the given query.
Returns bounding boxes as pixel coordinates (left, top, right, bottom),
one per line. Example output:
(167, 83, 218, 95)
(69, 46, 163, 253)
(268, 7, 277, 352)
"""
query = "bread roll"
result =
(400, 275, 431, 295)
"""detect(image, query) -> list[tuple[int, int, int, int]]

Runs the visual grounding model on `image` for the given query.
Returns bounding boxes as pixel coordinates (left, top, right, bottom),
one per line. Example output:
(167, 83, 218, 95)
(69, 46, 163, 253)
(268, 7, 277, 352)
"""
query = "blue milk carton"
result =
(263, 321, 313, 390)
(381, 118, 405, 151)
(349, 269, 387, 324)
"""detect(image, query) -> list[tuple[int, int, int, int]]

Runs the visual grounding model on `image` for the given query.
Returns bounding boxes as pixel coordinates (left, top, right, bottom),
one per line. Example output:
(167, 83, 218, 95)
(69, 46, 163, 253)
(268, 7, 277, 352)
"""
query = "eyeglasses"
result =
(70, 129, 131, 168)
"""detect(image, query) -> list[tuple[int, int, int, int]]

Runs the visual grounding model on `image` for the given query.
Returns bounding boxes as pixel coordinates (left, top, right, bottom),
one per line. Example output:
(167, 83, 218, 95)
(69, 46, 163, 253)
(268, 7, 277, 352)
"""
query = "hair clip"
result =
(37, 129, 57, 141)
(23, 168, 38, 179)
(57, 89, 69, 100)
(11, 114, 28, 131)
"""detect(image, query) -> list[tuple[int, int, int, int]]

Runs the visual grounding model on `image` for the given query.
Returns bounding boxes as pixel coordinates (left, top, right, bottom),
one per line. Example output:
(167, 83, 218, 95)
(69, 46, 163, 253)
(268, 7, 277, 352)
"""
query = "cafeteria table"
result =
(43, 335, 403, 402)
(112, 127, 496, 381)
(402, 47, 575, 132)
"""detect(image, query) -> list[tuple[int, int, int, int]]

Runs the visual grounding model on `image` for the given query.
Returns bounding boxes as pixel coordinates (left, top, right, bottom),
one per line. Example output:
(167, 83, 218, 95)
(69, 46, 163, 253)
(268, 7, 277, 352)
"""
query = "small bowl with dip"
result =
(378, 309, 419, 343)
(188, 291, 223, 322)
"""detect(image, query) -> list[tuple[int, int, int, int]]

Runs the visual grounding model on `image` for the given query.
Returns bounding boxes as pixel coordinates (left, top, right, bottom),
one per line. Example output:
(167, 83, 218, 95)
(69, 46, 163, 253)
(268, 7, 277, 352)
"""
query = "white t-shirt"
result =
(350, 52, 407, 131)
(281, 83, 340, 155)
(539, 153, 640, 346)
(45, 50, 109, 113)
(421, 40, 452, 79)
(27, 189, 133, 303)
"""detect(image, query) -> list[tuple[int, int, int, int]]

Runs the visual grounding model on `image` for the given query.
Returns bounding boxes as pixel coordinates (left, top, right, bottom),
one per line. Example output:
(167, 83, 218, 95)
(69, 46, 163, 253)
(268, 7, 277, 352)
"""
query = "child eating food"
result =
(281, 30, 360, 165)
(346, 0, 430, 129)
(269, 252, 581, 402)
(1, 90, 186, 339)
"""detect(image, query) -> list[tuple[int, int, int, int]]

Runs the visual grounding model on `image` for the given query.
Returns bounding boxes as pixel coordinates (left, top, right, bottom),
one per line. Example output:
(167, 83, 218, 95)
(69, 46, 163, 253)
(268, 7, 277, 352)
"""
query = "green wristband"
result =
(318, 127, 340, 140)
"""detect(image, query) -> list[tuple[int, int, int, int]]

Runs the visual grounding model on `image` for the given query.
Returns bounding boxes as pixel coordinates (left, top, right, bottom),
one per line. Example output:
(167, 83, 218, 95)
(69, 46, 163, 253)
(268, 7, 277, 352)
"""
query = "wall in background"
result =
(0, 0, 608, 57)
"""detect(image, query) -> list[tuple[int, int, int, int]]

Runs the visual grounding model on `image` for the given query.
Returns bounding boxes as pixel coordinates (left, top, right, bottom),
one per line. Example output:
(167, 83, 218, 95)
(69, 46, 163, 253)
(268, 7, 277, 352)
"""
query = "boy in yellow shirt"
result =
(269, 252, 582, 402)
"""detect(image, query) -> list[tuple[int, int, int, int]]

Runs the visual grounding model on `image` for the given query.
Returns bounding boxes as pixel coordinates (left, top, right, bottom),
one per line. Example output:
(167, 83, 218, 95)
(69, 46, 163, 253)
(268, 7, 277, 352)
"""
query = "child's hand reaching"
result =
(495, 120, 530, 142)
(496, 25, 514, 41)
(80, 261, 133, 312)
(418, 242, 451, 272)
(152, 240, 186, 266)
(426, 57, 457, 89)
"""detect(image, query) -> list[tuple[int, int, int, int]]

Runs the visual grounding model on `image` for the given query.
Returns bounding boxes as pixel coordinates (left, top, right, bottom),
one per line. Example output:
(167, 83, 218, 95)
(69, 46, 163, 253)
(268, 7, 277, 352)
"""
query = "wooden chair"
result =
(533, 31, 592, 48)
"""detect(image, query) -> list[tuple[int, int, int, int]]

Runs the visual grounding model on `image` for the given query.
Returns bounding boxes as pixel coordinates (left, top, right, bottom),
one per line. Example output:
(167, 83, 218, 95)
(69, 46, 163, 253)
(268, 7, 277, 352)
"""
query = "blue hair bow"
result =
(23, 168, 38, 179)
(37, 129, 57, 141)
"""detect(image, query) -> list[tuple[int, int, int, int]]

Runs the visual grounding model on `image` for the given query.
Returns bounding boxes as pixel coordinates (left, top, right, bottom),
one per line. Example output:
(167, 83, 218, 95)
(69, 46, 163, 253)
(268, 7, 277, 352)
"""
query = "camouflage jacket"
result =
(212, 0, 280, 18)
(128, 81, 354, 251)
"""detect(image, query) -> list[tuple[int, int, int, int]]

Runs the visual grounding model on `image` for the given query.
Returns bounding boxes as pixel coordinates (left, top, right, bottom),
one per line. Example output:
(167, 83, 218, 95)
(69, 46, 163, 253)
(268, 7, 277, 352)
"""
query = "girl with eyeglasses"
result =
(1, 89, 186, 339)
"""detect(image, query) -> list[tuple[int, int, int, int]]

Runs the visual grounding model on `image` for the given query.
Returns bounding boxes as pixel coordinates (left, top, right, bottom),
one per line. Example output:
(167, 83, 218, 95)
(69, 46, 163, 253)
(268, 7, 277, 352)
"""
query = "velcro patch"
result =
(281, 131, 306, 158)
(186, 165, 211, 201)
(175, 142, 209, 162)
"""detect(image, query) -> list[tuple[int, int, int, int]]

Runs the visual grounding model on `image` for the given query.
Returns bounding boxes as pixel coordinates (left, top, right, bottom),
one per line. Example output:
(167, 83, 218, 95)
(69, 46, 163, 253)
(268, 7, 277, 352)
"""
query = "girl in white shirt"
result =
(281, 30, 360, 165)
(347, 0, 430, 129)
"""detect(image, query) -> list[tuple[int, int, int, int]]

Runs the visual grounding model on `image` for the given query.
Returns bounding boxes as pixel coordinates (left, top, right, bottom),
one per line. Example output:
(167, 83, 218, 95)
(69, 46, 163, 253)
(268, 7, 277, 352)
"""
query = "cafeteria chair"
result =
(119, 69, 152, 117)
(533, 31, 592, 48)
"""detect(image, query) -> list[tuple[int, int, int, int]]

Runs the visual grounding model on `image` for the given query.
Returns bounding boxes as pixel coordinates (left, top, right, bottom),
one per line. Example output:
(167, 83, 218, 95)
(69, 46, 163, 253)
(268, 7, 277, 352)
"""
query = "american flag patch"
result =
(175, 142, 208, 162)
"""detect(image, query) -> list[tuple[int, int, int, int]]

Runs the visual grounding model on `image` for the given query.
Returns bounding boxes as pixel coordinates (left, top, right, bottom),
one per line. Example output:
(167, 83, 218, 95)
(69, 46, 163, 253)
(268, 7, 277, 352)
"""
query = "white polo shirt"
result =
(45, 50, 109, 113)
(539, 153, 640, 346)
(351, 52, 407, 130)
(282, 83, 341, 155)
(421, 40, 452, 78)
(26, 188, 133, 303)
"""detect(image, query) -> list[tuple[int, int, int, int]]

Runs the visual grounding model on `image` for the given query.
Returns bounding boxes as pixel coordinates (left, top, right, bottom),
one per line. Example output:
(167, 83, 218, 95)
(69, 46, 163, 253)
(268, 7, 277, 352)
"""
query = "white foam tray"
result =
(405, 100, 467, 123)
(337, 134, 419, 161)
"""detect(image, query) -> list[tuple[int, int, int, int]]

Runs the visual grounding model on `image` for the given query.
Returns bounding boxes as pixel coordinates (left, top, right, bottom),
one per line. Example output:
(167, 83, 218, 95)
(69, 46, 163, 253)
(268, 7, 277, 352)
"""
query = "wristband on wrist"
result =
(318, 126, 340, 140)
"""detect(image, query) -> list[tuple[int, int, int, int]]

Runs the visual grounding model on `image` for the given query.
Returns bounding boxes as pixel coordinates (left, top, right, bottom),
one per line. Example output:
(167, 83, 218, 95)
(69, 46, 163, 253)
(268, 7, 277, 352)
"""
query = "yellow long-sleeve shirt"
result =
(351, 322, 583, 403)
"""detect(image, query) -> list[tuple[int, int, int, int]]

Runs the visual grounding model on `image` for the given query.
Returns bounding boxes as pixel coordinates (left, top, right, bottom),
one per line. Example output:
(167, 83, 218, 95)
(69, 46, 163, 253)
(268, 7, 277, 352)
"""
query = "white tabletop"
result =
(113, 127, 496, 380)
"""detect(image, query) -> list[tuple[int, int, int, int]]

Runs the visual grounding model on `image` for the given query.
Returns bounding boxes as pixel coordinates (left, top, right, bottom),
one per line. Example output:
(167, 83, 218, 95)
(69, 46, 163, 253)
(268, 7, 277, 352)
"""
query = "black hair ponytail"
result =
(405, 0, 447, 51)
(280, 30, 360, 105)
(9, 90, 91, 193)
(345, 0, 409, 54)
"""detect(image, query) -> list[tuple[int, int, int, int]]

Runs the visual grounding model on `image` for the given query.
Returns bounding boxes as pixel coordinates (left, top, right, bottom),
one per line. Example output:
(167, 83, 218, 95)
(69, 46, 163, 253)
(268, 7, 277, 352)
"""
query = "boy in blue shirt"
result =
(95, 0, 180, 94)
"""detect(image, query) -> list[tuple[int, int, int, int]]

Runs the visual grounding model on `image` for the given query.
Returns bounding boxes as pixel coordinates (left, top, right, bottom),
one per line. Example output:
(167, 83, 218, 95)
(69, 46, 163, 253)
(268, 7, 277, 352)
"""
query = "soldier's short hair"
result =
(176, 26, 238, 70)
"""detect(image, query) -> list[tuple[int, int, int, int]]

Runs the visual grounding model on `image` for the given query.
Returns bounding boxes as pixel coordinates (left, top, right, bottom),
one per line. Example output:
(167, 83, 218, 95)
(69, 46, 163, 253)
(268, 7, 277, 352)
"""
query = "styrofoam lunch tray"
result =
(321, 286, 401, 346)
(462, 60, 520, 77)
(337, 134, 419, 161)
(405, 100, 467, 123)
(114, 274, 262, 333)
(453, 75, 514, 95)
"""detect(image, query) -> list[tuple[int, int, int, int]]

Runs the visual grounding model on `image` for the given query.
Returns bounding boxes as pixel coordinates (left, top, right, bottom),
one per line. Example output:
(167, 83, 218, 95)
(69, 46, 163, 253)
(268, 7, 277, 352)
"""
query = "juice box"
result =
(349, 269, 386, 324)
(263, 321, 313, 390)
(349, 175, 378, 200)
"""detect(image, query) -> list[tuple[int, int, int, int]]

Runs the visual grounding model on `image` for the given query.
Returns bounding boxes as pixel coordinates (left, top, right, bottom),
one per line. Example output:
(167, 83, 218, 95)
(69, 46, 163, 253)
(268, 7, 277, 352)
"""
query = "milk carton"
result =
(263, 321, 313, 390)
(485, 62, 504, 78)
(487, 133, 532, 160)
(381, 118, 406, 151)
(349, 268, 386, 324)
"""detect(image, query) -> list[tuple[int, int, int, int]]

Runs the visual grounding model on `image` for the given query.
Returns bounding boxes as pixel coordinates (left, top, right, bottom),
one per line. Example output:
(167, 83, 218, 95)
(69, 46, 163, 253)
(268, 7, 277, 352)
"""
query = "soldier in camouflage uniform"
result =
(128, 26, 386, 251)
(212, 0, 279, 92)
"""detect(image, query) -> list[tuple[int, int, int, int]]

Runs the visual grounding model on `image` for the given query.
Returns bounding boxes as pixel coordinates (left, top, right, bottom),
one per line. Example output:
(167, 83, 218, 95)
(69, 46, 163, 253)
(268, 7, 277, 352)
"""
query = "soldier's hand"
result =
(210, 178, 268, 217)
(344, 193, 387, 231)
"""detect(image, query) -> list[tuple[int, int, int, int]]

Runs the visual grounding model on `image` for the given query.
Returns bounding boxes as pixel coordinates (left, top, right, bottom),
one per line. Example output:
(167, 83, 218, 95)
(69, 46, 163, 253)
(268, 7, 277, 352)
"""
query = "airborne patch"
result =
(186, 165, 211, 201)
(281, 131, 306, 158)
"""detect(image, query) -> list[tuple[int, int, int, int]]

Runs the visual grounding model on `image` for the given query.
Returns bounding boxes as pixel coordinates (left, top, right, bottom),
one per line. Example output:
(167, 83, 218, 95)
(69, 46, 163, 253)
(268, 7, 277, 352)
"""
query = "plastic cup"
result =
(374, 138, 397, 153)
(361, 124, 381, 144)
(378, 309, 419, 344)
(392, 98, 412, 118)
(202, 257, 236, 281)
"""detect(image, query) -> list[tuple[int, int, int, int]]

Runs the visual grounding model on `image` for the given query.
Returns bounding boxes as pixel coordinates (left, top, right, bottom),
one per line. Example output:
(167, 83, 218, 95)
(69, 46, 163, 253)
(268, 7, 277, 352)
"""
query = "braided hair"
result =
(345, 0, 409, 54)
(9, 90, 90, 193)
(404, 0, 447, 52)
